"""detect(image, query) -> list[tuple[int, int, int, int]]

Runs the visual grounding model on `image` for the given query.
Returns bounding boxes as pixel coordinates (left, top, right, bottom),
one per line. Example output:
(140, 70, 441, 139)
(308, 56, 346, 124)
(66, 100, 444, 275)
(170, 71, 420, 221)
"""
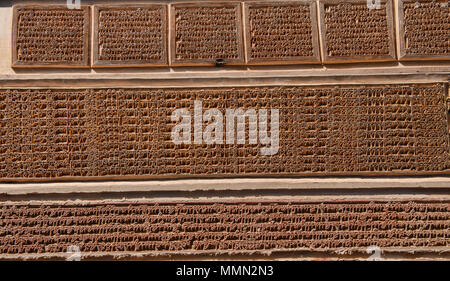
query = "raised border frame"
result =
(92, 3, 168, 68)
(318, 0, 396, 63)
(169, 2, 245, 66)
(11, 4, 91, 68)
(243, 0, 321, 65)
(397, 0, 450, 61)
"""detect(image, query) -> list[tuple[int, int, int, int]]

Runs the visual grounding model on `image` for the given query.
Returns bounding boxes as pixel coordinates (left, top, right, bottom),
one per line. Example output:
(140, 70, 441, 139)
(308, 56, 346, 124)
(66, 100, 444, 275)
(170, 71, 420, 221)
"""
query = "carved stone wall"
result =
(12, 5, 90, 68)
(93, 4, 168, 67)
(1, 0, 449, 261)
(0, 83, 448, 181)
(244, 1, 320, 64)
(1, 201, 448, 256)
(399, 0, 450, 60)
(170, 2, 244, 65)
(10, 1, 450, 68)
(319, 0, 396, 62)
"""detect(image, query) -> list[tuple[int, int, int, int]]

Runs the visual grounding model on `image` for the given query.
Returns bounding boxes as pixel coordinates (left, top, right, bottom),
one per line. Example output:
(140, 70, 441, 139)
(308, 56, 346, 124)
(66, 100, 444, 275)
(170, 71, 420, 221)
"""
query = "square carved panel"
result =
(398, 0, 450, 61)
(244, 1, 320, 64)
(170, 2, 245, 66)
(12, 5, 90, 68)
(93, 4, 168, 67)
(318, 0, 396, 63)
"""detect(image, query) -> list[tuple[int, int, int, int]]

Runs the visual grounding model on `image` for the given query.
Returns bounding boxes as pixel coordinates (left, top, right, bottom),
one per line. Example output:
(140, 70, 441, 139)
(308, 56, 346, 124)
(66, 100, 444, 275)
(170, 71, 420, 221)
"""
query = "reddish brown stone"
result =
(0, 201, 448, 255)
(12, 5, 90, 68)
(319, 0, 396, 63)
(93, 4, 168, 67)
(0, 83, 448, 181)
(244, 1, 320, 64)
(170, 2, 244, 66)
(398, 0, 450, 60)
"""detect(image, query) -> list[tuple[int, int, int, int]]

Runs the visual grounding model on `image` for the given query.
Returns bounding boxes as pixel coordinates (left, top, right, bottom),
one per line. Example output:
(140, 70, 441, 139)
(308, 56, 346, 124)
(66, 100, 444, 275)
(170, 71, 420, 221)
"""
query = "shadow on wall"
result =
(12, 68, 92, 74)
(0, 1, 12, 7)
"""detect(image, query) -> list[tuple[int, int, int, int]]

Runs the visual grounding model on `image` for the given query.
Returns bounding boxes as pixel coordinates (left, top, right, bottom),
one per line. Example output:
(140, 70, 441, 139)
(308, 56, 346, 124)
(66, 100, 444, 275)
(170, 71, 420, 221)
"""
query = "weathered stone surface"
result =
(93, 4, 168, 67)
(9, 1, 450, 67)
(12, 5, 90, 68)
(319, 0, 396, 62)
(0, 201, 448, 255)
(399, 0, 450, 60)
(245, 1, 320, 64)
(170, 2, 244, 65)
(2, 0, 450, 263)
(0, 83, 448, 180)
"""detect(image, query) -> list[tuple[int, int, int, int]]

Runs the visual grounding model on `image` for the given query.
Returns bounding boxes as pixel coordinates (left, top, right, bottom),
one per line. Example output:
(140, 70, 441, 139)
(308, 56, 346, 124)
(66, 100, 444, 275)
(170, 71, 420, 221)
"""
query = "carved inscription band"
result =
(0, 83, 448, 181)
(1, 201, 448, 255)
(11, 0, 450, 68)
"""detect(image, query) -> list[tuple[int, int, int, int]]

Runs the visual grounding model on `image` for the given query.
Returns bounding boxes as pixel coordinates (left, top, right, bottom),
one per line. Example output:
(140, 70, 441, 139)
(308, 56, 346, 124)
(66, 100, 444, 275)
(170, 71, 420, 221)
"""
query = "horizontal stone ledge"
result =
(1, 177, 450, 194)
(0, 73, 449, 88)
(6, 64, 450, 80)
